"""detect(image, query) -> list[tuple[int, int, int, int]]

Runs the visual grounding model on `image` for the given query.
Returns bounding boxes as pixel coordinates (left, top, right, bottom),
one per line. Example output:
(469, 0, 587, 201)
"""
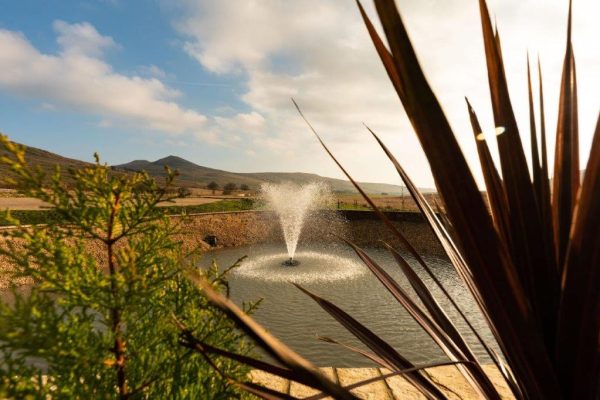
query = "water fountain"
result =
(207, 184, 487, 368)
(261, 182, 330, 266)
(226, 182, 366, 283)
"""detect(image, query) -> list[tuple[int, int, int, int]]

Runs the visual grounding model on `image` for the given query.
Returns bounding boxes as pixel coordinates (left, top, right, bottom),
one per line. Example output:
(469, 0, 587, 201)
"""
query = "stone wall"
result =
(172, 210, 445, 257)
(0, 210, 446, 288)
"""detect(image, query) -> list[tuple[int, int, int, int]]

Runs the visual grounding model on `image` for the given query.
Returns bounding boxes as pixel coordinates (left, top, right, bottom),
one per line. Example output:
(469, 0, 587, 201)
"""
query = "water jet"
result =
(261, 182, 331, 267)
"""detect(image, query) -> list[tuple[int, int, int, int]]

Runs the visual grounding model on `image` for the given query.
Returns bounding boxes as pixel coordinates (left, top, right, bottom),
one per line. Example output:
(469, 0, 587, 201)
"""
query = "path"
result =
(251, 366, 514, 399)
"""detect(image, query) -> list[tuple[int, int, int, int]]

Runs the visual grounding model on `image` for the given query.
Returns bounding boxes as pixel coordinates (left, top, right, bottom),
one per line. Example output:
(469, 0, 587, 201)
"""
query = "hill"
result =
(0, 142, 92, 188)
(116, 156, 265, 189)
(116, 156, 416, 194)
(0, 142, 419, 194)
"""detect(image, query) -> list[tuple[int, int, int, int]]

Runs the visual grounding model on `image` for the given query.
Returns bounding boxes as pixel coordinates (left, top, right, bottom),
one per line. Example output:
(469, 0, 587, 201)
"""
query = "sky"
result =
(0, 0, 598, 187)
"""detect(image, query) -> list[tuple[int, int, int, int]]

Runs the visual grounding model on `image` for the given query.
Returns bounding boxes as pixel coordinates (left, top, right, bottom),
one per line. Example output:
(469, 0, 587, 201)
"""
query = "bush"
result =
(177, 187, 191, 198)
(222, 183, 237, 195)
(0, 136, 255, 399)
(206, 181, 219, 195)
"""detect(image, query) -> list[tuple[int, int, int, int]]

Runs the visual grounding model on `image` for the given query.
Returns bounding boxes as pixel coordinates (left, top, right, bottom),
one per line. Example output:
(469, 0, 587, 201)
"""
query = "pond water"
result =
(202, 243, 495, 367)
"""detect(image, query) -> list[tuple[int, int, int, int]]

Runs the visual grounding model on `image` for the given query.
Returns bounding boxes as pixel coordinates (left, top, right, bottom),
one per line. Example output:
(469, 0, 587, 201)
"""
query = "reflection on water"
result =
(202, 243, 497, 367)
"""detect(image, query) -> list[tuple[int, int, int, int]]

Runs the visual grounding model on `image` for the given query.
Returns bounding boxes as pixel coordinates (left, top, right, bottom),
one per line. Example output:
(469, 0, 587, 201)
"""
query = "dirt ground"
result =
(0, 196, 224, 210)
(334, 192, 443, 212)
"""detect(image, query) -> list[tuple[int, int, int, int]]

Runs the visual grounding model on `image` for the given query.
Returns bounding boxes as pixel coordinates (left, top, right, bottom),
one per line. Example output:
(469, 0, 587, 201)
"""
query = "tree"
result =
(240, 184, 250, 191)
(177, 186, 191, 198)
(206, 181, 219, 195)
(222, 182, 237, 195)
(0, 136, 254, 399)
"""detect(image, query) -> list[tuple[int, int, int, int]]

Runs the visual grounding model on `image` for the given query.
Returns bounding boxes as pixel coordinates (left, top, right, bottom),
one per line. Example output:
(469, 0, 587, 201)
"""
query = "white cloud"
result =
(0, 21, 208, 136)
(215, 111, 266, 135)
(53, 20, 117, 57)
(174, 0, 599, 186)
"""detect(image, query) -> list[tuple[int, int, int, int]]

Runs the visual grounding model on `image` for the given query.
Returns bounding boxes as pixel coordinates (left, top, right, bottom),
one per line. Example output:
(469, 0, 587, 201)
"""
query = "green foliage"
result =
(176, 187, 191, 198)
(0, 209, 62, 227)
(206, 181, 219, 194)
(164, 199, 255, 215)
(0, 136, 255, 399)
(222, 183, 237, 195)
(239, 184, 250, 191)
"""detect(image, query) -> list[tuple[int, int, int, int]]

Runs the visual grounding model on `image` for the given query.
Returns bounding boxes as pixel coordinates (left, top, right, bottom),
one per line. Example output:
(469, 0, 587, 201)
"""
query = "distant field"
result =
(0, 192, 444, 226)
(0, 198, 255, 226)
(334, 193, 443, 212)
(0, 196, 227, 211)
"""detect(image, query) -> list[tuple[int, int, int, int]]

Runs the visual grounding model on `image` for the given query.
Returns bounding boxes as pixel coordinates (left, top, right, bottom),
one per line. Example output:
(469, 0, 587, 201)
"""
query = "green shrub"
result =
(222, 183, 237, 195)
(0, 136, 255, 399)
(177, 187, 191, 198)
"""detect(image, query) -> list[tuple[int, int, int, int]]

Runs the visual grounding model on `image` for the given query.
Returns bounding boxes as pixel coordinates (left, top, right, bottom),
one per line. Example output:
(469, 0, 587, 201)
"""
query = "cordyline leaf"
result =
(384, 248, 505, 399)
(294, 96, 481, 326)
(465, 99, 511, 246)
(294, 99, 499, 388)
(317, 336, 394, 370)
(537, 59, 555, 266)
(362, 0, 559, 397)
(356, 0, 405, 101)
(296, 78, 513, 398)
(292, 98, 435, 276)
(175, 326, 297, 400)
(552, 0, 580, 272)
(305, 360, 476, 400)
(186, 274, 360, 400)
(365, 125, 470, 278)
(527, 56, 543, 208)
(356, 19, 517, 393)
(295, 96, 501, 398)
(556, 113, 600, 399)
(489, 348, 524, 400)
(345, 240, 501, 399)
(232, 381, 296, 400)
(479, 0, 558, 351)
(178, 328, 305, 385)
(538, 58, 556, 234)
(293, 283, 446, 400)
(365, 125, 503, 368)
(433, 199, 453, 233)
(382, 242, 478, 358)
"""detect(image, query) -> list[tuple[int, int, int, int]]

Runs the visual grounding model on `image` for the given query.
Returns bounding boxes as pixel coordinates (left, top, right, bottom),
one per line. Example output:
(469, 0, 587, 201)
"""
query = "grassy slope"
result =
(118, 157, 420, 194)
(0, 144, 92, 188)
(2, 141, 424, 194)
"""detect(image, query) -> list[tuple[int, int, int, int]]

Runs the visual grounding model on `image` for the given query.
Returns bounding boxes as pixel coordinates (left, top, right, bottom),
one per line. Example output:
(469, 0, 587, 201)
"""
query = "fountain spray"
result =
(261, 182, 331, 266)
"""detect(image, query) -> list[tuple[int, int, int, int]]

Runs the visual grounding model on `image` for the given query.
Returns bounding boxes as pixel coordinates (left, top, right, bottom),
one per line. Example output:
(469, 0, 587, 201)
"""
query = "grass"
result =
(335, 192, 443, 212)
(0, 198, 256, 226)
(0, 196, 428, 226)
(161, 198, 255, 215)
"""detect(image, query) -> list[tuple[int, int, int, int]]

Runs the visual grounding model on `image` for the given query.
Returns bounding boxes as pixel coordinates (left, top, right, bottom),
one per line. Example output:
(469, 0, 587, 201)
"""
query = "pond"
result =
(203, 243, 495, 367)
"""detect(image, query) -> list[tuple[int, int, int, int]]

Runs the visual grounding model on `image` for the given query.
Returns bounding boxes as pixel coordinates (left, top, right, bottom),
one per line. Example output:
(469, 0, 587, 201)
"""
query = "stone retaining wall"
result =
(0, 210, 445, 288)
(172, 210, 445, 257)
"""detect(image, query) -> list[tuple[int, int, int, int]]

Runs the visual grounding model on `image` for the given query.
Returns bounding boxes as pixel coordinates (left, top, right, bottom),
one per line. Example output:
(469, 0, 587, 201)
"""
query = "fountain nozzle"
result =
(282, 257, 300, 267)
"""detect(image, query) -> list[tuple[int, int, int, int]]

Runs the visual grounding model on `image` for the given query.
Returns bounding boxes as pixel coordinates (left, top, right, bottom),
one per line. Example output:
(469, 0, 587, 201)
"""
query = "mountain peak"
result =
(152, 155, 201, 168)
(154, 155, 189, 163)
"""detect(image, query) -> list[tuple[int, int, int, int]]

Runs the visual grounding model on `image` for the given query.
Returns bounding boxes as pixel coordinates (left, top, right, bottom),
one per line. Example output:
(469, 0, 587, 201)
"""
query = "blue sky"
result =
(0, 0, 247, 169)
(1, 0, 598, 186)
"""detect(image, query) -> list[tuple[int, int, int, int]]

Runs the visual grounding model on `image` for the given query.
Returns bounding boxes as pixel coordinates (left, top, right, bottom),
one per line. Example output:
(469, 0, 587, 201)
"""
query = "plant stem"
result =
(107, 192, 128, 399)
